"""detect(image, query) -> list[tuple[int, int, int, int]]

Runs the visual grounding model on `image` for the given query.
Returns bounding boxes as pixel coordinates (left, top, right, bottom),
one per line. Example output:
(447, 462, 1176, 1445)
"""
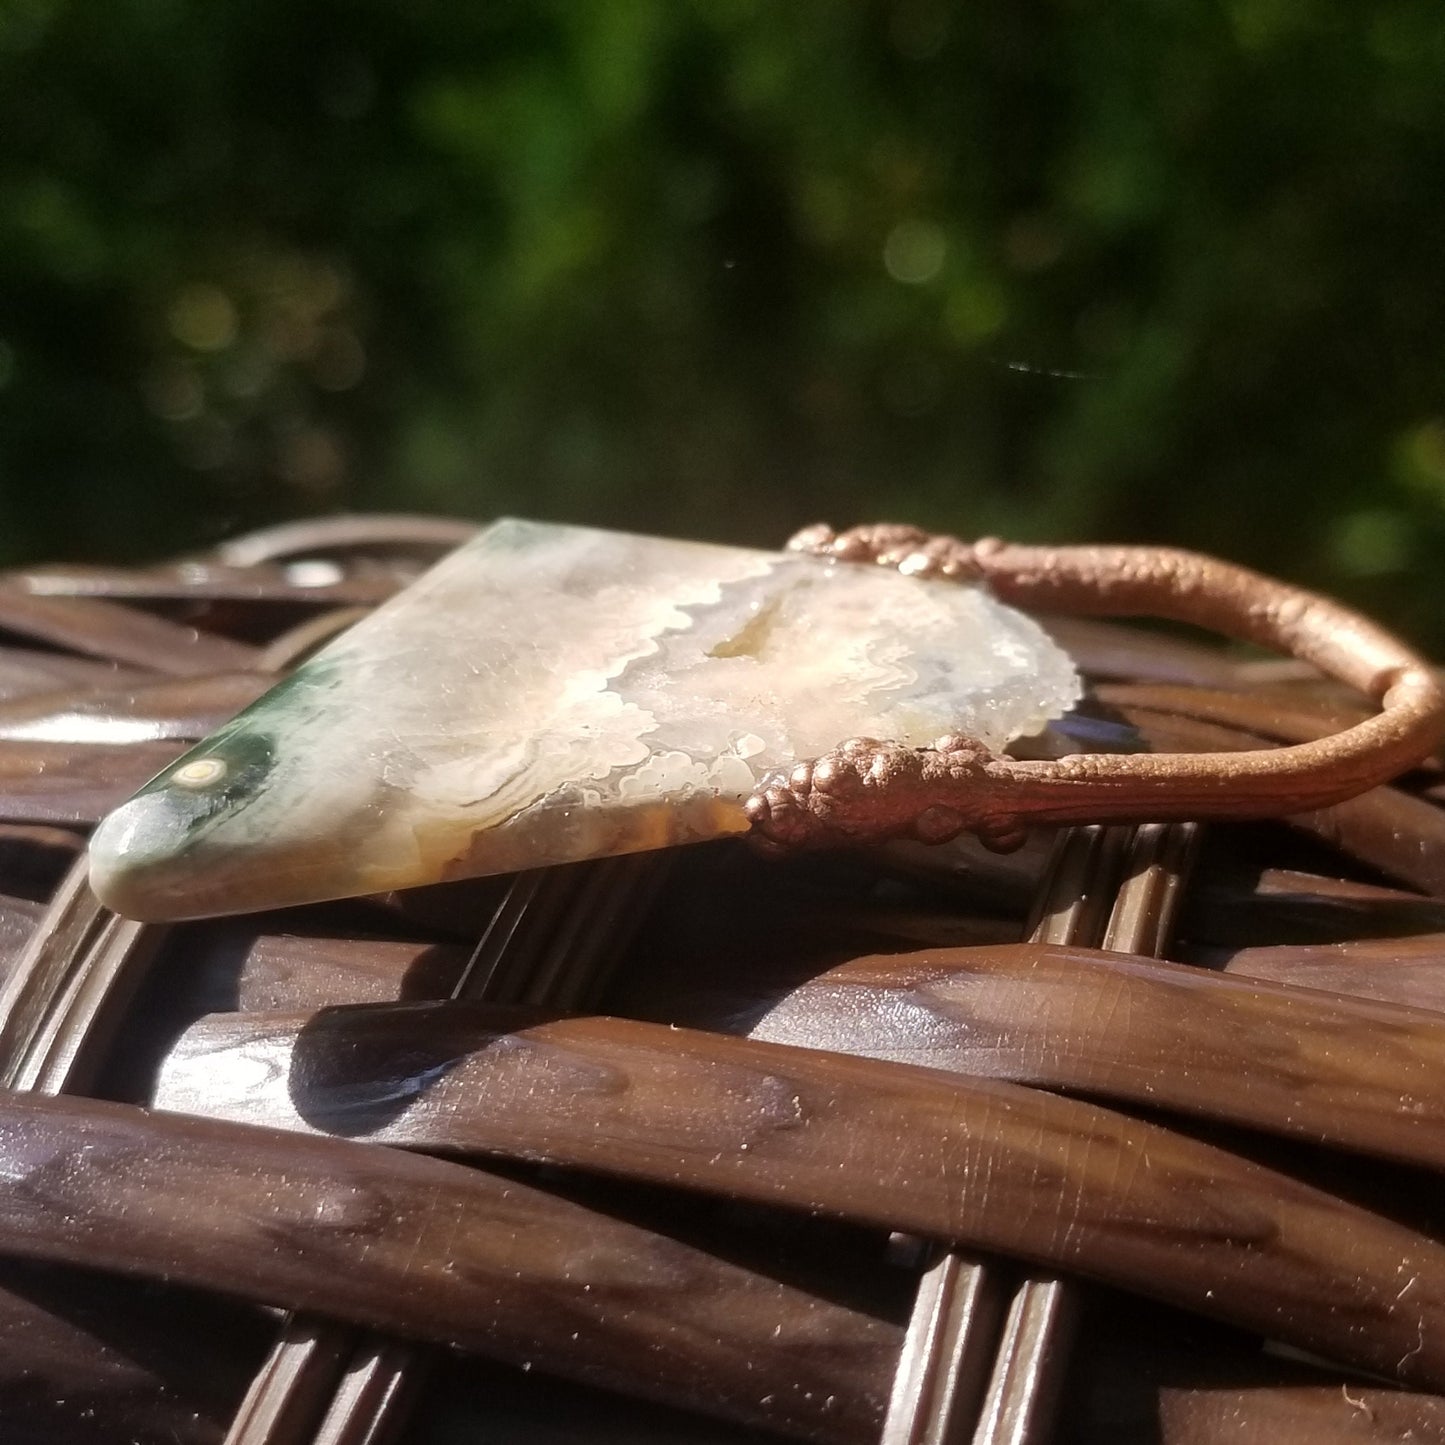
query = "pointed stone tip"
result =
(88, 824, 157, 922)
(88, 794, 200, 922)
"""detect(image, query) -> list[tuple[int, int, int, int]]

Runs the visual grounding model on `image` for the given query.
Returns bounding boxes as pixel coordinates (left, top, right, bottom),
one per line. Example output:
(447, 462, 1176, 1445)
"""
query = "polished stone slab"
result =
(90, 520, 1079, 918)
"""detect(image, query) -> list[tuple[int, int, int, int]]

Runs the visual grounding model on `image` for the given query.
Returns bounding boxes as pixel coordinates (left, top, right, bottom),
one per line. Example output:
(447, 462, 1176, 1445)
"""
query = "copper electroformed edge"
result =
(746, 524, 1445, 852)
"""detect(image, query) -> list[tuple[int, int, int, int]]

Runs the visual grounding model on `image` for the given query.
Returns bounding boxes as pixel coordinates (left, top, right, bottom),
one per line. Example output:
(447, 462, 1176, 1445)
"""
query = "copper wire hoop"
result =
(746, 523, 1445, 852)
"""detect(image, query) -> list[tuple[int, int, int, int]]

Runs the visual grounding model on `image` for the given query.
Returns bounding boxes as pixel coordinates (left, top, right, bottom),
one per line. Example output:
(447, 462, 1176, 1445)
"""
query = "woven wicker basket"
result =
(0, 516, 1442, 1445)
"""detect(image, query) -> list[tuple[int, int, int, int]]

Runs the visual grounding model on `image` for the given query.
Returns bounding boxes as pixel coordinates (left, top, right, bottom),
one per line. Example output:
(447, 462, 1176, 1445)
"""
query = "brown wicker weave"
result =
(0, 516, 1443, 1445)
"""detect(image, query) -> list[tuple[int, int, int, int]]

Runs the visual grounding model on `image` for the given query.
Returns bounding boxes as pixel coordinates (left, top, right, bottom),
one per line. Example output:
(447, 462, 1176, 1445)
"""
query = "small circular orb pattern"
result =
(173, 757, 228, 788)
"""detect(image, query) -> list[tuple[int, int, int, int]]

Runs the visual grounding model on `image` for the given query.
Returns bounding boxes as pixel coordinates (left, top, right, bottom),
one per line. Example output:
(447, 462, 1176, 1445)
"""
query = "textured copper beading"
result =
(747, 523, 1445, 852)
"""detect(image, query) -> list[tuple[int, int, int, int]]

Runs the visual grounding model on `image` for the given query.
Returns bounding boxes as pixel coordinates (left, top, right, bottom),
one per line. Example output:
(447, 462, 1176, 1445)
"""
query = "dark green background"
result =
(3, 2, 1443, 641)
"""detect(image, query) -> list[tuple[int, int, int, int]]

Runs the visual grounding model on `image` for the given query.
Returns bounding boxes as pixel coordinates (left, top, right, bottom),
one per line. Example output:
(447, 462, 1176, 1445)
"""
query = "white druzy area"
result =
(89, 517, 1082, 917)
(342, 519, 1081, 882)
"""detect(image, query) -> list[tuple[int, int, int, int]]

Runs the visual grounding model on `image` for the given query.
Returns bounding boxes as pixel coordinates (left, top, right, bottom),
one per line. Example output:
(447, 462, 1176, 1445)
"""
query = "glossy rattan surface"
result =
(0, 517, 1441, 1445)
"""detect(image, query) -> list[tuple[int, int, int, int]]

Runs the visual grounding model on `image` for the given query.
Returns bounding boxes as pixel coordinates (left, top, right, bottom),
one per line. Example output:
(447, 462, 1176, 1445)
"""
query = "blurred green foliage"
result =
(2, 1, 1445, 641)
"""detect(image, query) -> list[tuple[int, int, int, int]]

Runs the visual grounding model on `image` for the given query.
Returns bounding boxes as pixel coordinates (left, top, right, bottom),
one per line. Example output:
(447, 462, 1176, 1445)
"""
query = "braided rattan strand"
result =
(226, 856, 667, 1445)
(970, 823, 1199, 1445)
(213, 515, 479, 568)
(880, 825, 1129, 1445)
(3, 516, 1445, 1443)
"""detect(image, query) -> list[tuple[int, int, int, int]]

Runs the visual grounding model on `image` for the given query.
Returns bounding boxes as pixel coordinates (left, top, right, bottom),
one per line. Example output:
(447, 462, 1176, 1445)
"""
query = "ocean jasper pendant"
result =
(88, 519, 1080, 920)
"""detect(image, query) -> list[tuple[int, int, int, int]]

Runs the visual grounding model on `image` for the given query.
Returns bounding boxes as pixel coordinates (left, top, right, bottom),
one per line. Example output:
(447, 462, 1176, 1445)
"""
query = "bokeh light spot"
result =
(884, 220, 946, 284)
(168, 284, 238, 353)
